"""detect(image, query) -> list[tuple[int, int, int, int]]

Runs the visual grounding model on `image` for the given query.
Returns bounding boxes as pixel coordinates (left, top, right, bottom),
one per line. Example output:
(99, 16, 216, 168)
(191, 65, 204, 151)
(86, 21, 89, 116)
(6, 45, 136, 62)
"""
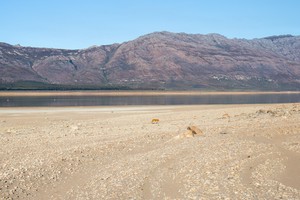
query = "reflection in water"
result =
(0, 93, 300, 107)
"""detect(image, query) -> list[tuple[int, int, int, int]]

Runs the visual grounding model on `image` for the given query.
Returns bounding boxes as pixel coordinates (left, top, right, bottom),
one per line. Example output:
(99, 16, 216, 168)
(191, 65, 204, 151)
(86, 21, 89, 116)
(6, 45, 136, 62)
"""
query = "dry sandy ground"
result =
(0, 104, 299, 199)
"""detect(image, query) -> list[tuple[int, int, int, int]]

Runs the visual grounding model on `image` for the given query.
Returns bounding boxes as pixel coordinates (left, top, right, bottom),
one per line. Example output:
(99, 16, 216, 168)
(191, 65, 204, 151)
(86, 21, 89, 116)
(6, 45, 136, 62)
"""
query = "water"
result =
(0, 93, 300, 107)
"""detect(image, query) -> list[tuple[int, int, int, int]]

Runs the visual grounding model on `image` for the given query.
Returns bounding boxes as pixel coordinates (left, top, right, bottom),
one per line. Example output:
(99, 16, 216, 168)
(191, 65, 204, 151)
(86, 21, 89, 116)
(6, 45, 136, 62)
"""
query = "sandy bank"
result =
(0, 104, 299, 199)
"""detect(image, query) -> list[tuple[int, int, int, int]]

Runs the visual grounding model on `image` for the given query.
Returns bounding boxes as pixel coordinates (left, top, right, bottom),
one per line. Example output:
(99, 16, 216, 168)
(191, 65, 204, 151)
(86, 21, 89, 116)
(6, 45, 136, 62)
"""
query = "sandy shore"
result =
(0, 104, 300, 199)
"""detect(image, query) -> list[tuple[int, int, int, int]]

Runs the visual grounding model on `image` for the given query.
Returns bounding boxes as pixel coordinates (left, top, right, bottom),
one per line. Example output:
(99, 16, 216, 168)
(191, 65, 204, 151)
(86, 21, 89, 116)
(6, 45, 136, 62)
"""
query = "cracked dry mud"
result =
(0, 104, 299, 199)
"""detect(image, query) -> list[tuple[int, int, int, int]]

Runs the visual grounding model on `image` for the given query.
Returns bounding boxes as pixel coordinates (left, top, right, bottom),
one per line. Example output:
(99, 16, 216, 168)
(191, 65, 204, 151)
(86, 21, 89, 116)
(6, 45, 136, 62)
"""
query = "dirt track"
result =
(0, 104, 300, 199)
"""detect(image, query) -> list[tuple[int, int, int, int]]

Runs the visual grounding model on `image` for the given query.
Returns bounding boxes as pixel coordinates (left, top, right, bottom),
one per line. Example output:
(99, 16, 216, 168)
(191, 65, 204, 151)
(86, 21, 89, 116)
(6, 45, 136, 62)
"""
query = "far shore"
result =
(0, 90, 300, 97)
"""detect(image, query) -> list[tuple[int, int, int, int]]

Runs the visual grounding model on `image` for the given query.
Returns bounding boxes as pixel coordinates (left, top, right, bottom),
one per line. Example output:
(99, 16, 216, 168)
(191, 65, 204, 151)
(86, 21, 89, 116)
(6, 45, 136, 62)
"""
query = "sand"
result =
(0, 104, 299, 199)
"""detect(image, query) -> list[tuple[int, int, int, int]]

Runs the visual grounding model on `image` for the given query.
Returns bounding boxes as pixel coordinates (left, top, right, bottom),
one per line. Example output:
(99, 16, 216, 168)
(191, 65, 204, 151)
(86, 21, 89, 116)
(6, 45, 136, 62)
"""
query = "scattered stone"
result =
(1, 103, 299, 199)
(256, 109, 267, 114)
(151, 118, 159, 124)
(222, 113, 230, 119)
(6, 129, 16, 134)
(70, 125, 79, 131)
(180, 130, 195, 138)
(187, 126, 204, 136)
(176, 126, 204, 139)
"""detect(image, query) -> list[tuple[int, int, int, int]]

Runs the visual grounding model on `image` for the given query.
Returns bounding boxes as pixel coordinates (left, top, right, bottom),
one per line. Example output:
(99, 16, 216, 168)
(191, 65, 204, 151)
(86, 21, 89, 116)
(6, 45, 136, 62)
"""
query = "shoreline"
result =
(1, 103, 299, 199)
(0, 90, 300, 97)
(0, 104, 264, 113)
(0, 102, 296, 109)
(0, 103, 298, 113)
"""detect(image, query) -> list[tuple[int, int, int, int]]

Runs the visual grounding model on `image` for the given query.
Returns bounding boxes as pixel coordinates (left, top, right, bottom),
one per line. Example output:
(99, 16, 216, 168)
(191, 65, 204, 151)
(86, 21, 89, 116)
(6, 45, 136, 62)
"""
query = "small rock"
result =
(222, 113, 230, 119)
(187, 126, 204, 136)
(151, 118, 159, 124)
(176, 126, 204, 139)
(70, 125, 79, 131)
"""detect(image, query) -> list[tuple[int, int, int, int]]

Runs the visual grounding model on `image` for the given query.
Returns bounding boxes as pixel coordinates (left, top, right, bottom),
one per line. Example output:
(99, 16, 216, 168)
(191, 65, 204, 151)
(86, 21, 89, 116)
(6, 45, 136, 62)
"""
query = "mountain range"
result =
(1, 32, 300, 90)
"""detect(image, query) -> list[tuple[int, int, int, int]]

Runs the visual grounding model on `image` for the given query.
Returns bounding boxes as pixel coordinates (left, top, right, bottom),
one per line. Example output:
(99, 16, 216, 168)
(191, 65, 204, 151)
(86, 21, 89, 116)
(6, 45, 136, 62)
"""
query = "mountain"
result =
(1, 32, 300, 90)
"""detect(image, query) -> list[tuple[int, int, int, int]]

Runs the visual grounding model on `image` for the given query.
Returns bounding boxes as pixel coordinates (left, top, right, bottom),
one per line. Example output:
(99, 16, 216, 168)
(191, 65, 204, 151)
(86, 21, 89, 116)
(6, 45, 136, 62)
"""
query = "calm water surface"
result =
(0, 93, 300, 107)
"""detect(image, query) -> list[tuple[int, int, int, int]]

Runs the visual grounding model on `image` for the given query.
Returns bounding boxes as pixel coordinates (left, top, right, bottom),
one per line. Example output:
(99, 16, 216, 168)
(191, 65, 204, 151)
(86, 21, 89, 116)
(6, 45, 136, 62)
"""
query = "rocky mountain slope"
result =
(1, 32, 300, 90)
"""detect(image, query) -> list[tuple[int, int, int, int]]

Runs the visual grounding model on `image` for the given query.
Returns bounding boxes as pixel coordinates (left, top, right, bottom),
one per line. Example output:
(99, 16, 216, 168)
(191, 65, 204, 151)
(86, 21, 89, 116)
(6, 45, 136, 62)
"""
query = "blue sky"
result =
(1, 0, 300, 49)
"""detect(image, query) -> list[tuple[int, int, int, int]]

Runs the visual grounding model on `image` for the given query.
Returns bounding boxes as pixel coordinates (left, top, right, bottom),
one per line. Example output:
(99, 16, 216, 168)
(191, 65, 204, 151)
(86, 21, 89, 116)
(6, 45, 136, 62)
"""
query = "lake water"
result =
(0, 93, 300, 107)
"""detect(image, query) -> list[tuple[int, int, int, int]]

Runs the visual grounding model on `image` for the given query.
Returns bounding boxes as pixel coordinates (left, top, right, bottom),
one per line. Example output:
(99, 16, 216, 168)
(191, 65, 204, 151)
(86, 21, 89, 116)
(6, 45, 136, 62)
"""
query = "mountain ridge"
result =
(1, 32, 300, 90)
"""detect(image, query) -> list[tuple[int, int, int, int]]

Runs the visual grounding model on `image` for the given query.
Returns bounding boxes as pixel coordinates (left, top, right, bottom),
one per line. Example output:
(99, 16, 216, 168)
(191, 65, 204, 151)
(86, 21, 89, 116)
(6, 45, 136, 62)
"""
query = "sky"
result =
(1, 0, 300, 49)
